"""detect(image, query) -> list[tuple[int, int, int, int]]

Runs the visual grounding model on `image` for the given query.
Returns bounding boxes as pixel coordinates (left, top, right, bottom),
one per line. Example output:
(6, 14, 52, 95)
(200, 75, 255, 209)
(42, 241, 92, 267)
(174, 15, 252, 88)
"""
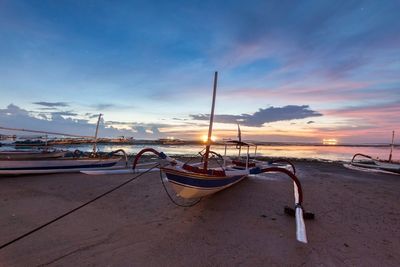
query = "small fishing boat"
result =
(220, 124, 296, 172)
(0, 115, 128, 175)
(131, 72, 311, 243)
(346, 131, 400, 174)
(347, 153, 400, 174)
(0, 150, 127, 175)
(0, 149, 67, 160)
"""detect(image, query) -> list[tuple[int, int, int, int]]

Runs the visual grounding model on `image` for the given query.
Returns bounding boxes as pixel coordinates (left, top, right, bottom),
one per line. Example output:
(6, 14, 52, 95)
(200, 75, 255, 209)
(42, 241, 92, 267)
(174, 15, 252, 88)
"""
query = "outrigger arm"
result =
(249, 166, 308, 243)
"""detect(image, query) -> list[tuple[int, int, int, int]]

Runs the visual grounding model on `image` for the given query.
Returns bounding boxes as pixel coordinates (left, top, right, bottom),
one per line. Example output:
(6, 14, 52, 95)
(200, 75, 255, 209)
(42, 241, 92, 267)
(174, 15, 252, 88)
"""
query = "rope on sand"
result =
(159, 169, 202, 207)
(0, 164, 160, 250)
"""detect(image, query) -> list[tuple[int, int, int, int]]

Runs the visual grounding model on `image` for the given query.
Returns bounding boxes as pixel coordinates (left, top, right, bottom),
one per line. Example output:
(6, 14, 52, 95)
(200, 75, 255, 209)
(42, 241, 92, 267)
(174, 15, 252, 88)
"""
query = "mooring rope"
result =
(159, 169, 202, 207)
(0, 164, 160, 250)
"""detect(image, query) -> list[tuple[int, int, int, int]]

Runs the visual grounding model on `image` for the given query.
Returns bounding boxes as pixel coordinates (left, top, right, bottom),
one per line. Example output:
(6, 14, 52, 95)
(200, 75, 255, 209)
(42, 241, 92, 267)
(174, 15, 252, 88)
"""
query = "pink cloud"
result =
(221, 80, 376, 103)
(311, 102, 400, 142)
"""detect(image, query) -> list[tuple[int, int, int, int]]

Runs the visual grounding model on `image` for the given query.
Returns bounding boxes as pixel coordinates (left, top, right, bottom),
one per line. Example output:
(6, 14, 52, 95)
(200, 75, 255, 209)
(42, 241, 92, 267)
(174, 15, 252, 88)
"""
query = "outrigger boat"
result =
(130, 72, 311, 243)
(0, 151, 127, 175)
(347, 154, 400, 174)
(0, 115, 128, 175)
(0, 149, 67, 160)
(346, 131, 400, 175)
(219, 124, 296, 172)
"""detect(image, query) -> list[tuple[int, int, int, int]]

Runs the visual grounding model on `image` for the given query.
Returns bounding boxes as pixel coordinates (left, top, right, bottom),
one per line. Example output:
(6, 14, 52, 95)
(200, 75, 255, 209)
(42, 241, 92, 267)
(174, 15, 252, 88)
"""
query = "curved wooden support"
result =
(259, 166, 308, 243)
(260, 167, 303, 204)
(269, 159, 296, 174)
(132, 148, 162, 170)
(351, 153, 373, 164)
(109, 149, 129, 167)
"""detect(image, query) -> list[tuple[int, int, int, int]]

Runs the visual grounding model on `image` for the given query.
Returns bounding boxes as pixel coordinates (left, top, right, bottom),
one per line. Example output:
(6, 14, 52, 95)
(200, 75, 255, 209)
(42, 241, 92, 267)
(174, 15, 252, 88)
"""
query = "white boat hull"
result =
(0, 150, 66, 160)
(168, 177, 247, 198)
(346, 162, 400, 175)
(349, 153, 400, 174)
(162, 166, 249, 199)
(0, 158, 124, 175)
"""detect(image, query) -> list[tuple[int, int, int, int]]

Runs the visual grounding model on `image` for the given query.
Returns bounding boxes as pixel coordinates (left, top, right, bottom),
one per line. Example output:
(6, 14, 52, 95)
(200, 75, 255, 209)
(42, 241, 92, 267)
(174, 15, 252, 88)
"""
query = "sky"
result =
(0, 0, 399, 144)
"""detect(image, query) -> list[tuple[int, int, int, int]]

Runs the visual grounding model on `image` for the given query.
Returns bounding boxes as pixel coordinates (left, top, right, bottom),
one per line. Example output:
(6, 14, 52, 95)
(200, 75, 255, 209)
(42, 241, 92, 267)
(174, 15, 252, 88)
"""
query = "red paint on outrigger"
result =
(132, 148, 162, 170)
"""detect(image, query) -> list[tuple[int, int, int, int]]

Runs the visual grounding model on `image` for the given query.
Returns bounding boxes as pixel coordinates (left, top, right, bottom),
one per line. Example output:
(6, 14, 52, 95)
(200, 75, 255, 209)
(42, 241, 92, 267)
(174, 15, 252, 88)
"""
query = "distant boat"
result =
(14, 139, 47, 147)
(347, 131, 400, 174)
(347, 153, 400, 174)
(157, 138, 185, 145)
(221, 124, 296, 172)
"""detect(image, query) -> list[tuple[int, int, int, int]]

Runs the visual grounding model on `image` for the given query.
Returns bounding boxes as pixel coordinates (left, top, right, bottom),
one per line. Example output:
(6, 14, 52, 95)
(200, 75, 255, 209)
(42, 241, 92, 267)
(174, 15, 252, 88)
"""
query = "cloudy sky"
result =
(0, 0, 399, 143)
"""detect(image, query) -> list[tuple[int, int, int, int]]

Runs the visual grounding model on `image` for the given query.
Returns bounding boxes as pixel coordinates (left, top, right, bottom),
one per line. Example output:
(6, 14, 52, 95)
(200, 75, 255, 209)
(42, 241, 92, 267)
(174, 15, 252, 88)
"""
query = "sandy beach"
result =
(0, 160, 399, 266)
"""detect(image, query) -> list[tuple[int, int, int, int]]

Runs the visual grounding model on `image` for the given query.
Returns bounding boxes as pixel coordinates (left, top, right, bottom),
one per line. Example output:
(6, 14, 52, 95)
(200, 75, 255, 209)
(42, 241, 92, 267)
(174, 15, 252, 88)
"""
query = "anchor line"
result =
(159, 168, 202, 207)
(0, 164, 160, 250)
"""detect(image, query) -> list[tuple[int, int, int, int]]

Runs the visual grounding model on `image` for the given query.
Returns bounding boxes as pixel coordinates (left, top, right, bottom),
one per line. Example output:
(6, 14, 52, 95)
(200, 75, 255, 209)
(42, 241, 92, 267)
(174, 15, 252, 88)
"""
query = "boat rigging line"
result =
(0, 164, 160, 251)
(159, 169, 203, 207)
(0, 114, 103, 140)
(0, 126, 95, 139)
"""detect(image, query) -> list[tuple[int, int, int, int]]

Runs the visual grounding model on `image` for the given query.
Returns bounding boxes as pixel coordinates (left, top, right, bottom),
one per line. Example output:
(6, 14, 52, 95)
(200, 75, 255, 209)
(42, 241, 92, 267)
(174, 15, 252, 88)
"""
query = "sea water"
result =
(6, 143, 396, 162)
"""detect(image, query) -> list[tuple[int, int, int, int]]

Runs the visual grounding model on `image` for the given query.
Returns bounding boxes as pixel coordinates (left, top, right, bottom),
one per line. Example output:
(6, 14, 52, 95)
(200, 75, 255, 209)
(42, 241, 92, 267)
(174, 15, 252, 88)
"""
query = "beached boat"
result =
(0, 115, 128, 175)
(0, 149, 67, 160)
(0, 150, 127, 175)
(219, 125, 296, 172)
(348, 153, 400, 174)
(347, 131, 399, 174)
(131, 72, 311, 243)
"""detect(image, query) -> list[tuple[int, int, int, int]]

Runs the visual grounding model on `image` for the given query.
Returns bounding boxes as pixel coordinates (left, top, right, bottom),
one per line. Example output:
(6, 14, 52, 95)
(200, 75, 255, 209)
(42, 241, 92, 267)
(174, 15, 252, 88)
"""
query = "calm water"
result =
(10, 143, 396, 162)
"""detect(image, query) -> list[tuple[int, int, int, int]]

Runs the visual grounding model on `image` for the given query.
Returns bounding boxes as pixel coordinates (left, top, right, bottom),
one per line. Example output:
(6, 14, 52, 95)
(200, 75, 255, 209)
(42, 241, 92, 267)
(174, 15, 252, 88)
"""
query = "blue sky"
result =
(0, 0, 399, 143)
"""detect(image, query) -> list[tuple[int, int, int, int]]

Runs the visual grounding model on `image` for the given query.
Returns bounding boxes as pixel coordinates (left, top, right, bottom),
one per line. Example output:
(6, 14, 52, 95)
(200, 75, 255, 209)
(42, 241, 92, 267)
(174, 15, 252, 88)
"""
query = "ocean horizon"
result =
(2, 143, 397, 163)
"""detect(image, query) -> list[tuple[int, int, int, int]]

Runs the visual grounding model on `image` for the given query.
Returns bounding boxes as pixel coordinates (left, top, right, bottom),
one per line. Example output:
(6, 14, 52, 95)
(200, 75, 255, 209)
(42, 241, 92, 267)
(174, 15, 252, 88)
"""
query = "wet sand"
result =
(0, 161, 399, 266)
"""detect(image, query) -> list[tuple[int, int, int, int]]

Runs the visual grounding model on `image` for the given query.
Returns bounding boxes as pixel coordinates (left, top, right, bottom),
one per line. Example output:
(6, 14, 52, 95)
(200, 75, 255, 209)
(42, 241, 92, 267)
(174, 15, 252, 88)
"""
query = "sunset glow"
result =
(202, 135, 217, 143)
(323, 139, 338, 145)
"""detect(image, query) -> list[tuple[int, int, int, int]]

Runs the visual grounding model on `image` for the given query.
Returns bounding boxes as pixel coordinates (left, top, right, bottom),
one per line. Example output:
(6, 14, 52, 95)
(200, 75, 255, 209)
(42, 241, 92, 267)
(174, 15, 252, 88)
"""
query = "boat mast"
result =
(92, 114, 102, 153)
(203, 71, 218, 171)
(237, 123, 242, 157)
(389, 130, 395, 162)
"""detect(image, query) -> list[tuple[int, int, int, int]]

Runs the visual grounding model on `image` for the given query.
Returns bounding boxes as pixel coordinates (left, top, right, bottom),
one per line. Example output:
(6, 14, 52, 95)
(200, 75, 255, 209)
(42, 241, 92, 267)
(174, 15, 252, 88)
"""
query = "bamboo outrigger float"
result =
(131, 72, 312, 243)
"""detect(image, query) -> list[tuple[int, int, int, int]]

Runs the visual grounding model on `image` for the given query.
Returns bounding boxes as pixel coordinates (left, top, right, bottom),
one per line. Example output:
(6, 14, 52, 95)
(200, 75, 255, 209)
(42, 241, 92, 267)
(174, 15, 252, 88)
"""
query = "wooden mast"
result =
(203, 71, 218, 171)
(389, 130, 395, 162)
(237, 123, 242, 157)
(92, 114, 102, 153)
